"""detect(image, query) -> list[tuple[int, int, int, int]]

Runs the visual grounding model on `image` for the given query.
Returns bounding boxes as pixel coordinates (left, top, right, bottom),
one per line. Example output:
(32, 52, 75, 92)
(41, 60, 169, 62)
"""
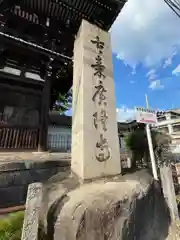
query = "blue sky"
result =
(66, 0, 180, 122)
(113, 53, 180, 121)
(111, 0, 180, 121)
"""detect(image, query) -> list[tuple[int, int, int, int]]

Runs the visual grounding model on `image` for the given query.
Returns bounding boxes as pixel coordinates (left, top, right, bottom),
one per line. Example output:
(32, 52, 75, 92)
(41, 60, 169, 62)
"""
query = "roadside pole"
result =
(144, 96, 179, 221)
(146, 124, 158, 180)
(145, 94, 158, 180)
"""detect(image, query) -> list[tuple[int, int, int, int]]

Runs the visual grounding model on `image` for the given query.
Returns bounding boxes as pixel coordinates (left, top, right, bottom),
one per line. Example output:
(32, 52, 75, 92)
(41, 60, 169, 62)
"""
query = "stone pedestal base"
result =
(47, 171, 159, 240)
(45, 171, 170, 240)
(53, 180, 135, 240)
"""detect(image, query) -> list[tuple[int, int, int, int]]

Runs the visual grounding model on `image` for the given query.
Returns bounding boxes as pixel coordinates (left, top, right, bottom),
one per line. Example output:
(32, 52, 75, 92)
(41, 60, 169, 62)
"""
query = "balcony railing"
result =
(157, 118, 180, 127)
(0, 126, 39, 150)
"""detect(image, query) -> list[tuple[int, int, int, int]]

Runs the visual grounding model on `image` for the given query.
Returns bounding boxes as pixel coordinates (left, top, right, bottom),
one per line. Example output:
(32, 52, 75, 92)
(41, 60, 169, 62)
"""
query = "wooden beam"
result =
(38, 70, 52, 152)
(51, 0, 91, 21)
(0, 82, 42, 96)
(0, 0, 15, 13)
(0, 71, 44, 87)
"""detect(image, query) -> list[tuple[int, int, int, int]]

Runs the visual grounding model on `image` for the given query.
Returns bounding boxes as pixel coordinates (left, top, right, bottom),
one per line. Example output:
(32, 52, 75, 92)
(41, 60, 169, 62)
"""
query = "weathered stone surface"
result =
(72, 19, 121, 181)
(160, 166, 179, 221)
(0, 152, 71, 166)
(51, 170, 170, 240)
(21, 182, 43, 240)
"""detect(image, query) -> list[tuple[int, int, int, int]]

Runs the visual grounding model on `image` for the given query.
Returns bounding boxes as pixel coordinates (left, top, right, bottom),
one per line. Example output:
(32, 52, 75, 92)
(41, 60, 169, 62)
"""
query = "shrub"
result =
(124, 128, 171, 169)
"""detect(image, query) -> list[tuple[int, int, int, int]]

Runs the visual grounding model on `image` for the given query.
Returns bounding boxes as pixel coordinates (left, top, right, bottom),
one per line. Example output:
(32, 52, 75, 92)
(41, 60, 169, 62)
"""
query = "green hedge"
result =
(0, 211, 46, 240)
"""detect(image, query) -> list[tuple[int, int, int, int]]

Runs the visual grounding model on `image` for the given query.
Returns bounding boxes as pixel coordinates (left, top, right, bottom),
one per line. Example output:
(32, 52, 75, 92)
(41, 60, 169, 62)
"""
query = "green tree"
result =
(49, 61, 73, 114)
(125, 127, 171, 169)
(52, 91, 72, 114)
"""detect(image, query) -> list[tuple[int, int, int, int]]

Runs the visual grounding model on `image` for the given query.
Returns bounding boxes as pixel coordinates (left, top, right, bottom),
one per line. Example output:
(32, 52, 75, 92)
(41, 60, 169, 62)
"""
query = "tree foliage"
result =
(125, 127, 171, 168)
(125, 128, 147, 153)
(50, 61, 73, 113)
(51, 90, 72, 114)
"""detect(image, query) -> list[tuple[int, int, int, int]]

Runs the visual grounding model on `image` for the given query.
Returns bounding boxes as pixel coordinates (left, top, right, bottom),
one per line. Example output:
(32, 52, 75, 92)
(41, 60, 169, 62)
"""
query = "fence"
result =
(47, 132, 71, 152)
(0, 126, 39, 149)
(47, 131, 132, 159)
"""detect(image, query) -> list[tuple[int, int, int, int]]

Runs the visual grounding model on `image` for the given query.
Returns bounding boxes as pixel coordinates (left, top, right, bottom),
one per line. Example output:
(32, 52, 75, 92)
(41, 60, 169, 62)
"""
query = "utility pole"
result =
(145, 94, 149, 108)
(145, 96, 179, 221)
(145, 94, 158, 180)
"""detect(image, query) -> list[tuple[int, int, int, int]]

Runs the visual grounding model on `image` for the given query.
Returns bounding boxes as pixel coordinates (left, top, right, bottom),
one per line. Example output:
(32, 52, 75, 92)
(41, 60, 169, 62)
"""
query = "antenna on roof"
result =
(145, 94, 149, 109)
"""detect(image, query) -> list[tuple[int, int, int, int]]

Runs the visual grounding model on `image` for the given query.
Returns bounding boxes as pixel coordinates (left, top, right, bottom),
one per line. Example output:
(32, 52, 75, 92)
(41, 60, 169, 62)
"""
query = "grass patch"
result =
(0, 211, 46, 240)
(0, 211, 24, 240)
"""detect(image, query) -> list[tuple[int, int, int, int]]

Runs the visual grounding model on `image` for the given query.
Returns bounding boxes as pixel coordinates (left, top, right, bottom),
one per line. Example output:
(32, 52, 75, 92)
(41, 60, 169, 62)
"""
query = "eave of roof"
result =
(0, 0, 127, 93)
(1, 0, 127, 31)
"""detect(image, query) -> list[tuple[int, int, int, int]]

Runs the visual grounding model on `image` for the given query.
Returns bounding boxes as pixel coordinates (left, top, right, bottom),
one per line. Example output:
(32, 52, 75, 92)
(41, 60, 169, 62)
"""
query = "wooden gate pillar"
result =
(38, 61, 53, 152)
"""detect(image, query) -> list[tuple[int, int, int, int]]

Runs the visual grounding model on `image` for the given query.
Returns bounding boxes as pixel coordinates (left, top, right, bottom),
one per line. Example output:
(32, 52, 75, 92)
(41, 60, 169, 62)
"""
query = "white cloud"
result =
(116, 106, 135, 122)
(172, 64, 180, 75)
(131, 66, 136, 75)
(163, 57, 173, 68)
(146, 69, 163, 90)
(149, 80, 164, 90)
(111, 0, 180, 68)
(65, 107, 135, 123)
(146, 69, 158, 81)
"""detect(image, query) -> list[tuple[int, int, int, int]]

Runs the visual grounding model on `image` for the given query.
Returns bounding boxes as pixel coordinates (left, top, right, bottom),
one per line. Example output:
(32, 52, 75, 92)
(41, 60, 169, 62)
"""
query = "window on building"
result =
(0, 88, 40, 126)
(171, 114, 179, 120)
(158, 127, 169, 134)
(157, 116, 166, 122)
(173, 125, 180, 133)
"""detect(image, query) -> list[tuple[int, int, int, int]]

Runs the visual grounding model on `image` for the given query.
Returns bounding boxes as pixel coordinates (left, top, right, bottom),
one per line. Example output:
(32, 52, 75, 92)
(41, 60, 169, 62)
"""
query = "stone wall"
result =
(0, 161, 70, 208)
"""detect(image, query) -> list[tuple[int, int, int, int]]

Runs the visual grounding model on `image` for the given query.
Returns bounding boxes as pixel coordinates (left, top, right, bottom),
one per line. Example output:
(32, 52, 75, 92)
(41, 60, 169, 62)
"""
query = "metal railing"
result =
(47, 133, 71, 152)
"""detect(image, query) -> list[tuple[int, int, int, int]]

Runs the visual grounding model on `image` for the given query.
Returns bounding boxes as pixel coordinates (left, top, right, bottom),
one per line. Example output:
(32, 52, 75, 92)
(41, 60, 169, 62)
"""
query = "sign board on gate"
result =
(135, 107, 157, 124)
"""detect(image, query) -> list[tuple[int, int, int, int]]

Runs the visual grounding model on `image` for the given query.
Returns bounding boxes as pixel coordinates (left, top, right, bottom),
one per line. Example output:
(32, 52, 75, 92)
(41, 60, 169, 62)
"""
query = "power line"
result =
(0, 31, 73, 61)
(164, 0, 180, 18)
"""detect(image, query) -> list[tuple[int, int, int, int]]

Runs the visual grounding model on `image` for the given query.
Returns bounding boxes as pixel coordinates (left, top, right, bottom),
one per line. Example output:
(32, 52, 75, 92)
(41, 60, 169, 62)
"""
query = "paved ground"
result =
(0, 152, 71, 164)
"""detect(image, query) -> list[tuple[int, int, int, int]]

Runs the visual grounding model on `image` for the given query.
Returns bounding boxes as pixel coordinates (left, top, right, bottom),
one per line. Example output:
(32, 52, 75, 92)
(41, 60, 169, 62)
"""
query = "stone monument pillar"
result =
(71, 20, 121, 181)
(21, 183, 43, 240)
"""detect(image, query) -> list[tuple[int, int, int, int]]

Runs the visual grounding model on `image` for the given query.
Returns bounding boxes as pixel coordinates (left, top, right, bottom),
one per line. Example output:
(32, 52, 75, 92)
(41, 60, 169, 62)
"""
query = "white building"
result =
(156, 109, 180, 152)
